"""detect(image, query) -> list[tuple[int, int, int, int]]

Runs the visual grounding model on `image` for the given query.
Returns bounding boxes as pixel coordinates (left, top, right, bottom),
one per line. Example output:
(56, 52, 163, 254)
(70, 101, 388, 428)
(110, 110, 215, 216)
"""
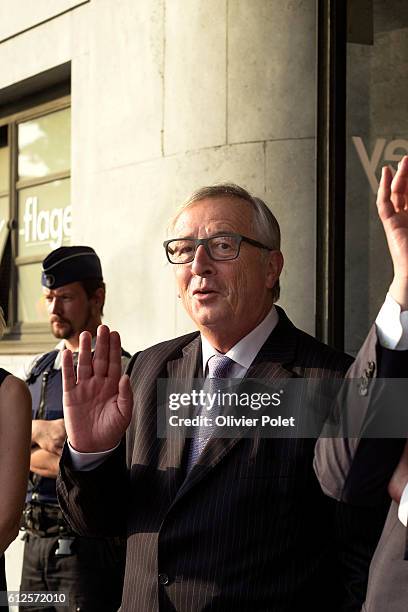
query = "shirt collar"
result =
(201, 305, 279, 374)
(53, 337, 97, 370)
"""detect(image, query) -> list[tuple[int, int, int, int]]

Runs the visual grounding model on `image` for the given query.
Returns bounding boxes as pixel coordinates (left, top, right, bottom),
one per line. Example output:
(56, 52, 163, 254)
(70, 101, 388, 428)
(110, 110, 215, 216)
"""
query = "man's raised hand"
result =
(377, 156, 408, 309)
(62, 325, 133, 453)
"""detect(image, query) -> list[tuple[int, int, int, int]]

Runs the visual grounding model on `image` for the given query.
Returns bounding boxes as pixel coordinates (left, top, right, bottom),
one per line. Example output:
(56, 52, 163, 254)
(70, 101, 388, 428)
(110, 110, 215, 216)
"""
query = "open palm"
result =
(62, 325, 133, 453)
(377, 157, 408, 290)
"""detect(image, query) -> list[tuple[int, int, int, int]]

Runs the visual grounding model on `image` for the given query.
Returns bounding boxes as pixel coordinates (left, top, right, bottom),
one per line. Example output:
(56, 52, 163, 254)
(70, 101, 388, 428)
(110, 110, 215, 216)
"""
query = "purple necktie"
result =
(187, 354, 235, 471)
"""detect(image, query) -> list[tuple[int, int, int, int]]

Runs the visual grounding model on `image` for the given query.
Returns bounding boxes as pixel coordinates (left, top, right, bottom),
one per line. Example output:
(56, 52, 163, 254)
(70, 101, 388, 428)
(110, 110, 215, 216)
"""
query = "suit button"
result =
(159, 573, 169, 585)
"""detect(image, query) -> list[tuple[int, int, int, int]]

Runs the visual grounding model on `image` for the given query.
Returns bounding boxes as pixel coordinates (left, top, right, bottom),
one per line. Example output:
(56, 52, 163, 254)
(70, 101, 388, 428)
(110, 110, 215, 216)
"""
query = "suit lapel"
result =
(159, 335, 202, 473)
(173, 307, 299, 504)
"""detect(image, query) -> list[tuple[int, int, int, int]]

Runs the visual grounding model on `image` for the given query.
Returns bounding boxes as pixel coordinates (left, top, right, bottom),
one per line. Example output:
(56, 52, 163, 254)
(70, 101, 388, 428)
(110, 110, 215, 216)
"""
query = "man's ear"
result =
(92, 287, 106, 311)
(266, 251, 284, 290)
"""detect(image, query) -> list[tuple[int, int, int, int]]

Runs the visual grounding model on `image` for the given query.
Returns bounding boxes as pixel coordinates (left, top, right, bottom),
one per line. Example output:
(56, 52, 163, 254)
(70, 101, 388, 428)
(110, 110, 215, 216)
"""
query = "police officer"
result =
(21, 246, 129, 612)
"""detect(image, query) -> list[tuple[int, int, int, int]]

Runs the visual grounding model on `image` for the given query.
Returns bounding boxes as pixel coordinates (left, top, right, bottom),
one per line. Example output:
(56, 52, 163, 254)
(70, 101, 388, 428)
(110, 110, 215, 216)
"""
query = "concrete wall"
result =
(0, 0, 317, 585)
(1, 0, 317, 373)
(0, 0, 88, 41)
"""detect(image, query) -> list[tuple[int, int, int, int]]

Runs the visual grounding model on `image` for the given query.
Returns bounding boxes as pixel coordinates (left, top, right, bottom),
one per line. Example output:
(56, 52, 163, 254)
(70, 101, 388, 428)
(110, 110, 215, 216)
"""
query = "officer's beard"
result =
(50, 305, 94, 341)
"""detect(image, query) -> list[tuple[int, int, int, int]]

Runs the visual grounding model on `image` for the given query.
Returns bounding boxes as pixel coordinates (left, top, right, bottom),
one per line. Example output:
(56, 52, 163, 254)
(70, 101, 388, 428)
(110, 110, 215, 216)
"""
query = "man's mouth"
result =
(191, 288, 220, 301)
(51, 318, 68, 326)
(192, 288, 217, 296)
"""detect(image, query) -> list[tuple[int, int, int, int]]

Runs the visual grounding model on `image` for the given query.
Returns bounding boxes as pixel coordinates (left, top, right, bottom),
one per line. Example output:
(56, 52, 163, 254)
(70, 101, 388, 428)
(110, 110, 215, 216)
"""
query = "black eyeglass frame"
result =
(163, 233, 273, 264)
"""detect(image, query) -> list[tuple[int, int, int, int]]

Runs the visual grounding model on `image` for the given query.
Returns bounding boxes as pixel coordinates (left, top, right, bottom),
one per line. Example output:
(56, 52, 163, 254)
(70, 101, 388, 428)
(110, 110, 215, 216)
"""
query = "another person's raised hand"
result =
(377, 156, 408, 308)
(62, 325, 133, 453)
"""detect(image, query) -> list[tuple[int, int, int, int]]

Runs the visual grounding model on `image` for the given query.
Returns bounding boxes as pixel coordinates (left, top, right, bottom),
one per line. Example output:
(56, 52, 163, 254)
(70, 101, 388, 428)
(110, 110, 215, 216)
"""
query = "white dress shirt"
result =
(200, 305, 279, 378)
(375, 293, 408, 350)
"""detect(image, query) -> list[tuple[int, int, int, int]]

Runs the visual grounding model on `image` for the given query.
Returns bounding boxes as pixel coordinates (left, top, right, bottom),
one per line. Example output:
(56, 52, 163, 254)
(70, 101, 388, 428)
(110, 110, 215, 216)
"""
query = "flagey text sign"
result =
(21, 196, 72, 251)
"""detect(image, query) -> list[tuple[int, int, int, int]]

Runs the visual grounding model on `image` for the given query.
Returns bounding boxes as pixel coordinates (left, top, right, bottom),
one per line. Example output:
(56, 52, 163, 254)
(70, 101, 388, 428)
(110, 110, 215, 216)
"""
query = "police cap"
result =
(41, 246, 103, 289)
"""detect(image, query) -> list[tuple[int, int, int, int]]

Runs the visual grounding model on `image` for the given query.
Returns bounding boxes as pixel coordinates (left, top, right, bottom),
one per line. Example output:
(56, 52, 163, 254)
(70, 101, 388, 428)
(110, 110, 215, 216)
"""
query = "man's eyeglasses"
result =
(163, 233, 273, 264)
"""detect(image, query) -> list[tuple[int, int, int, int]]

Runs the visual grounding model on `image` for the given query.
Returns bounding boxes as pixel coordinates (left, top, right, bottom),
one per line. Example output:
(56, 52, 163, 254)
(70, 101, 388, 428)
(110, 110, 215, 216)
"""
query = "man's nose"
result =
(191, 244, 215, 276)
(48, 298, 61, 314)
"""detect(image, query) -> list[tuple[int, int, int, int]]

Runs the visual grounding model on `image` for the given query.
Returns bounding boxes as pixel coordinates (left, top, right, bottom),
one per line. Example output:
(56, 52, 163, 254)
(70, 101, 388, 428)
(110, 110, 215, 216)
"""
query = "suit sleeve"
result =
(57, 439, 129, 538)
(314, 325, 407, 506)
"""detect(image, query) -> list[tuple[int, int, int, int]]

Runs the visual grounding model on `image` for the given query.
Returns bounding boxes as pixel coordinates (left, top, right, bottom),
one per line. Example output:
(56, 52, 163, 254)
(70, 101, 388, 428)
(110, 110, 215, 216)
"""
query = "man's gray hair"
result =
(169, 183, 282, 301)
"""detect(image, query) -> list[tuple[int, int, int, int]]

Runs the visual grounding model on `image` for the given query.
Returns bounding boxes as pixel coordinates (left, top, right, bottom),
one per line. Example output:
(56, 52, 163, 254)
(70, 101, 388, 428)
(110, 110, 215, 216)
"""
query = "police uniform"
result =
(20, 247, 129, 612)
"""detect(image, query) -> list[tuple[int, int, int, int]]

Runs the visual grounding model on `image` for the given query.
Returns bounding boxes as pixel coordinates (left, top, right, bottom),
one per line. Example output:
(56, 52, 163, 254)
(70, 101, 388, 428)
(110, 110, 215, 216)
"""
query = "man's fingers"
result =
(376, 166, 394, 220)
(392, 155, 408, 188)
(117, 374, 133, 425)
(107, 331, 122, 382)
(93, 324, 111, 377)
(77, 331, 93, 382)
(390, 192, 406, 213)
(377, 157, 408, 218)
(62, 349, 76, 393)
(52, 442, 64, 454)
(391, 156, 408, 212)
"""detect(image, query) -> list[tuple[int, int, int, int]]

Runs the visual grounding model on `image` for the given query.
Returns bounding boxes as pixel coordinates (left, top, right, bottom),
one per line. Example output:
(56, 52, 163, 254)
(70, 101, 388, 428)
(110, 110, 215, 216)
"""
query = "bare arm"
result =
(30, 447, 60, 478)
(0, 376, 31, 554)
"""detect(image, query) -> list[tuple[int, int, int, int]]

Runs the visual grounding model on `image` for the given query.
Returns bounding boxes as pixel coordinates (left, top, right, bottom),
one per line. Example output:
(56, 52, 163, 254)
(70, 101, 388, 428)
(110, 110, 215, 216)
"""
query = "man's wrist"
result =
(376, 292, 408, 350)
(389, 276, 408, 311)
(67, 440, 120, 471)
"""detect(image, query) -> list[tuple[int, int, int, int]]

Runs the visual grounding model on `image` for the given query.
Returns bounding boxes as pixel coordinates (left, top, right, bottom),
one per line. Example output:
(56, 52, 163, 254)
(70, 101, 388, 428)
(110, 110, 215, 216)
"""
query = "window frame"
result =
(315, 0, 347, 351)
(0, 94, 71, 353)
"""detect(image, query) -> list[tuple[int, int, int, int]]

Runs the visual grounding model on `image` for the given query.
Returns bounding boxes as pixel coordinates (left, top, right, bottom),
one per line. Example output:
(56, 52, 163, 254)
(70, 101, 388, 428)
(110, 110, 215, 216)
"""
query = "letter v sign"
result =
(352, 137, 386, 195)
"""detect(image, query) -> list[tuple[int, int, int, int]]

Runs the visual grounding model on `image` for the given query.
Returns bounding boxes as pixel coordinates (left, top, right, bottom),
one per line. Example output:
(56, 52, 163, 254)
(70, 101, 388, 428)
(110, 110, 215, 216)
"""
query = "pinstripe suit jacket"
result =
(57, 308, 386, 612)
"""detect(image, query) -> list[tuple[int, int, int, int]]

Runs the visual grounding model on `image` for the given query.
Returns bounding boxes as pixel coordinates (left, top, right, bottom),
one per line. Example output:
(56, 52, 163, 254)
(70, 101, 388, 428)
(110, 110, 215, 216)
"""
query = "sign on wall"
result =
(18, 179, 71, 257)
(352, 136, 408, 194)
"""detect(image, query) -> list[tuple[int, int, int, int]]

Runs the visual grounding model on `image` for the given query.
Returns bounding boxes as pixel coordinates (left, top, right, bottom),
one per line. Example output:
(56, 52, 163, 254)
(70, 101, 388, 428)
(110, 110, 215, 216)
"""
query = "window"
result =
(344, 2, 408, 354)
(316, 1, 407, 353)
(0, 96, 71, 347)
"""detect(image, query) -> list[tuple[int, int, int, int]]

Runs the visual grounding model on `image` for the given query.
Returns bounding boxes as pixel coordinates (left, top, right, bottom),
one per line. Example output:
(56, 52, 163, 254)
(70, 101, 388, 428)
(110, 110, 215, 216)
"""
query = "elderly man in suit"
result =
(57, 170, 408, 611)
(315, 159, 408, 612)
